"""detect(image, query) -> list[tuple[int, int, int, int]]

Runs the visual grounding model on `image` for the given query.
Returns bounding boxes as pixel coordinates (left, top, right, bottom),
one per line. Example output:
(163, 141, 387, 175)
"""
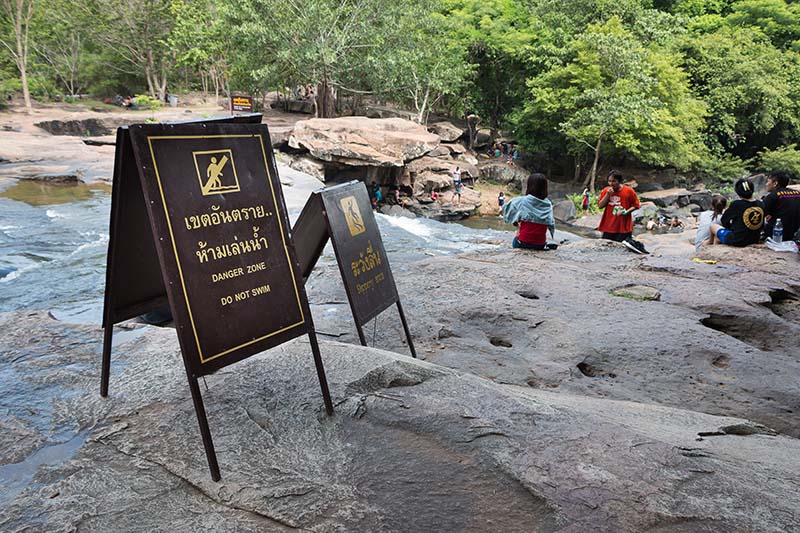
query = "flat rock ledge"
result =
(1, 311, 799, 531)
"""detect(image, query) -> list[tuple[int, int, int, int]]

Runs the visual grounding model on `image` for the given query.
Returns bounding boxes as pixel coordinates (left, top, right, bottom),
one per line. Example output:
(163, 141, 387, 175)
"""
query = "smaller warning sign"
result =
(231, 95, 254, 112)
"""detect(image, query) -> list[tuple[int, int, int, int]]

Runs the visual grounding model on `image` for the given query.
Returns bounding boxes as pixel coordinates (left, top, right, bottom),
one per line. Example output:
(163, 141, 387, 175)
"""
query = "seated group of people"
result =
(696, 171, 800, 250)
(502, 170, 800, 254)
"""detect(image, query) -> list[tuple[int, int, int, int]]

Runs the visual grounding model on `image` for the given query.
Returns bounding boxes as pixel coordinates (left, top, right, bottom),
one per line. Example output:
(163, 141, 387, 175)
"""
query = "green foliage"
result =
(133, 94, 164, 110)
(515, 16, 707, 171)
(693, 153, 748, 183)
(756, 144, 800, 178)
(567, 192, 601, 214)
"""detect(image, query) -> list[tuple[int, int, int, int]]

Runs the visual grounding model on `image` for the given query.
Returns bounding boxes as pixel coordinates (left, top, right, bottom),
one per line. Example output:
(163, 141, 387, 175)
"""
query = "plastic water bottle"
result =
(773, 218, 783, 243)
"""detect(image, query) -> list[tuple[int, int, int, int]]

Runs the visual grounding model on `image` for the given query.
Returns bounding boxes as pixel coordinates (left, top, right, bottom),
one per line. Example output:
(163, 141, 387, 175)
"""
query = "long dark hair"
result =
(711, 195, 727, 217)
(525, 173, 549, 200)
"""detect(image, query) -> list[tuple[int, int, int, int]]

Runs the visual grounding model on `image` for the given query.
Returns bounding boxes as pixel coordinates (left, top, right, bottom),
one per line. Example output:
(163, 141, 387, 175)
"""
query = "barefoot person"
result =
(597, 170, 648, 254)
(695, 195, 727, 250)
(502, 173, 556, 250)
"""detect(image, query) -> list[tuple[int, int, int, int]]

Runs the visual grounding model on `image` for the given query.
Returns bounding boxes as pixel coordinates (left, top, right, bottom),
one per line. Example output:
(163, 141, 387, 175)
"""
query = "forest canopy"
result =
(2, 0, 800, 182)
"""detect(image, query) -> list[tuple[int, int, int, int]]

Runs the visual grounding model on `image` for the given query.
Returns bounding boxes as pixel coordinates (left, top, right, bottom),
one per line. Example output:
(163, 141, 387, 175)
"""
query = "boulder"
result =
(427, 121, 464, 142)
(427, 145, 451, 158)
(473, 128, 493, 149)
(632, 202, 658, 222)
(287, 155, 325, 181)
(639, 188, 693, 208)
(363, 106, 417, 121)
(289, 117, 440, 167)
(379, 204, 416, 218)
(442, 143, 466, 155)
(479, 162, 528, 191)
(34, 119, 112, 136)
(455, 152, 478, 167)
(553, 199, 577, 222)
(408, 156, 478, 180)
(689, 192, 713, 211)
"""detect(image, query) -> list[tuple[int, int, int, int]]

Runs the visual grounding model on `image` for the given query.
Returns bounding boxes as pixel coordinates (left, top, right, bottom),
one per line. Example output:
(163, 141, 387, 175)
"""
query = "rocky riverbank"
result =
(2, 104, 800, 531)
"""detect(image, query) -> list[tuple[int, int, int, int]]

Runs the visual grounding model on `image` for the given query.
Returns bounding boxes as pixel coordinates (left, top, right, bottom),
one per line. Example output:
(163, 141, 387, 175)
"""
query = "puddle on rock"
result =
(0, 180, 106, 206)
(0, 429, 90, 507)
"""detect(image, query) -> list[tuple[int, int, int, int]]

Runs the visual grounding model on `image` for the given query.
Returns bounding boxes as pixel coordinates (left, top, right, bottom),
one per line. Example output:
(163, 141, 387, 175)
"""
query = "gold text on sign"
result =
(184, 204, 271, 231)
(196, 227, 268, 264)
(351, 241, 382, 277)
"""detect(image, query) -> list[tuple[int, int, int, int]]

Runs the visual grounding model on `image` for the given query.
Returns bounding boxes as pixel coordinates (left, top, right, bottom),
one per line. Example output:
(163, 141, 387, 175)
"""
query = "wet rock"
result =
(286, 155, 325, 181)
(690, 192, 713, 211)
(35, 119, 112, 137)
(632, 201, 658, 222)
(553, 199, 577, 222)
(379, 204, 416, 218)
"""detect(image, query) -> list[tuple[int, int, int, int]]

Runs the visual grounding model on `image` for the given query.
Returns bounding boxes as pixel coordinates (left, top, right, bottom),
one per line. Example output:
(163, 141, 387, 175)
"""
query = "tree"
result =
(226, 0, 389, 117)
(679, 26, 800, 159)
(87, 0, 175, 101)
(169, 0, 231, 104)
(516, 17, 706, 191)
(0, 0, 35, 113)
(372, 2, 472, 123)
(34, 0, 87, 97)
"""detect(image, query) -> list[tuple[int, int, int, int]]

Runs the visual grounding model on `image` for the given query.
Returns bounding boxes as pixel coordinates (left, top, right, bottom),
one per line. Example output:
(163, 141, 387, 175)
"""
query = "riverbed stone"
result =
(1, 311, 799, 531)
(288, 117, 440, 167)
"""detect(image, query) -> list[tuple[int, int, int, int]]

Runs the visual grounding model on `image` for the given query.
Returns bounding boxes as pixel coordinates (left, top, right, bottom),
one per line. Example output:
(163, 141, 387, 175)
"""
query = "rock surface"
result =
(1, 312, 799, 532)
(288, 117, 440, 167)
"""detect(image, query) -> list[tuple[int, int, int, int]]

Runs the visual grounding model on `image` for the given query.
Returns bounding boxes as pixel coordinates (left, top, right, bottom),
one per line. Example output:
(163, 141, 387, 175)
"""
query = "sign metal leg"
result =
(355, 323, 368, 347)
(100, 323, 113, 397)
(303, 306, 334, 416)
(396, 301, 417, 359)
(188, 375, 221, 481)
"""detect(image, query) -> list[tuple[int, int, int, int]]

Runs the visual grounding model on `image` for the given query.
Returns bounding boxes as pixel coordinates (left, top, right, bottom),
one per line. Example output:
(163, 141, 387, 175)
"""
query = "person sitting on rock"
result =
(502, 173, 556, 250)
(762, 170, 800, 242)
(709, 178, 764, 247)
(695, 195, 727, 250)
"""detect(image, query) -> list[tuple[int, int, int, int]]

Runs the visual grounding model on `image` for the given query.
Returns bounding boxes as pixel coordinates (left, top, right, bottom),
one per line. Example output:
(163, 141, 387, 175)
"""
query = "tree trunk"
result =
(200, 71, 208, 103)
(583, 135, 603, 194)
(466, 114, 479, 151)
(3, 0, 34, 113)
(316, 75, 335, 118)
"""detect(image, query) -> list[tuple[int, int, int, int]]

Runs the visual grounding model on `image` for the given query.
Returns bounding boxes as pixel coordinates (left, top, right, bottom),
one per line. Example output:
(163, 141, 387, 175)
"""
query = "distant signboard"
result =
(293, 181, 416, 357)
(231, 95, 254, 112)
(100, 117, 332, 481)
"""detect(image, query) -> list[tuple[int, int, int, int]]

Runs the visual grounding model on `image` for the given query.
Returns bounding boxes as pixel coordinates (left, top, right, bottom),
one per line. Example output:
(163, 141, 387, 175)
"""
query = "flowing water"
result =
(0, 178, 518, 324)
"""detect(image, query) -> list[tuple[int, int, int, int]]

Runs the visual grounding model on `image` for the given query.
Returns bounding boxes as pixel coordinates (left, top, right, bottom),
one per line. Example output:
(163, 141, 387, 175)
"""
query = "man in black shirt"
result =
(709, 178, 764, 247)
(763, 171, 800, 242)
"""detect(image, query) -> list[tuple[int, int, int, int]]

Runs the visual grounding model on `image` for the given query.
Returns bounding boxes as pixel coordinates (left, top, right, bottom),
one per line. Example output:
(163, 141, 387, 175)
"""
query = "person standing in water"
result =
(502, 173, 556, 250)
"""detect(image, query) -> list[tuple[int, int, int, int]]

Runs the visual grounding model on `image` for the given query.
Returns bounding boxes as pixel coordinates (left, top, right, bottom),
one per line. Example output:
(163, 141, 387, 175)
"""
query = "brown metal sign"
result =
(320, 182, 399, 324)
(128, 123, 308, 375)
(101, 117, 333, 481)
(231, 95, 254, 112)
(293, 181, 416, 357)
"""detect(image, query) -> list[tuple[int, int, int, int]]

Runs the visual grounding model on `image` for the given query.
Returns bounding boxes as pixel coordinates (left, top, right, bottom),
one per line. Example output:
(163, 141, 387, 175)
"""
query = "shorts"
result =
(716, 228, 732, 245)
(512, 237, 552, 250)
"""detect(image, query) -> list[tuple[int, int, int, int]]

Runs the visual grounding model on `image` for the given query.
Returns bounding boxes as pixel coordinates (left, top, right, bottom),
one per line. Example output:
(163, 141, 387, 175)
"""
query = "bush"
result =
(133, 94, 163, 110)
(693, 154, 749, 184)
(756, 145, 800, 179)
(567, 192, 601, 215)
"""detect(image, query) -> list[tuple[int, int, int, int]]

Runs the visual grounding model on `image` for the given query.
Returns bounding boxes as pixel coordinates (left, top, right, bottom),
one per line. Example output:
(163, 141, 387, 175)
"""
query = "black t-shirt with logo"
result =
(763, 187, 800, 241)
(721, 199, 764, 246)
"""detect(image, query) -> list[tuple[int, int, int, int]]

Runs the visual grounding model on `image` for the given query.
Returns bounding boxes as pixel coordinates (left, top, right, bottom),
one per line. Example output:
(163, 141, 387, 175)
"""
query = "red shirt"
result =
(517, 221, 547, 245)
(598, 185, 640, 234)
